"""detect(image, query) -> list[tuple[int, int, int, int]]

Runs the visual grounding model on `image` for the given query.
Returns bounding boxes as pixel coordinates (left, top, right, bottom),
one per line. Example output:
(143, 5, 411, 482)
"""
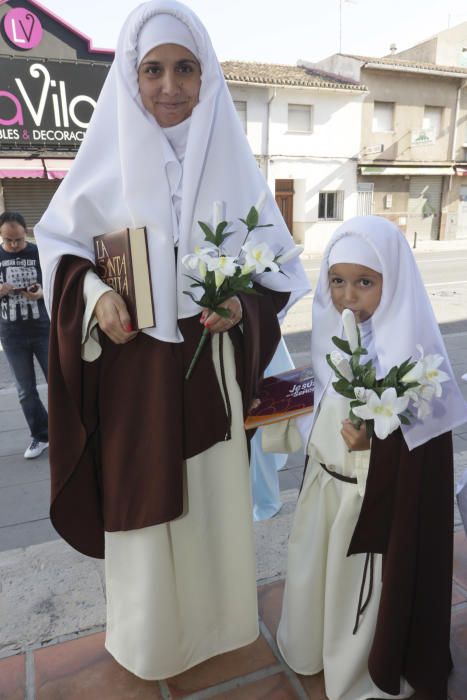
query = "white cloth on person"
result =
(277, 393, 413, 700)
(34, 0, 310, 344)
(105, 333, 258, 679)
(298, 216, 467, 451)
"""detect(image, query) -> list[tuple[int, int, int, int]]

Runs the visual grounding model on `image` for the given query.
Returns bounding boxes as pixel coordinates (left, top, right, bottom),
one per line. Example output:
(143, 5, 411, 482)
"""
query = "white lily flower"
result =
(213, 201, 225, 229)
(242, 241, 279, 274)
(342, 308, 359, 352)
(354, 386, 372, 402)
(215, 270, 225, 288)
(352, 387, 410, 440)
(241, 262, 256, 276)
(199, 260, 207, 280)
(401, 360, 425, 384)
(330, 351, 354, 382)
(276, 245, 304, 265)
(206, 255, 238, 277)
(182, 243, 218, 270)
(422, 354, 450, 397)
(254, 190, 268, 215)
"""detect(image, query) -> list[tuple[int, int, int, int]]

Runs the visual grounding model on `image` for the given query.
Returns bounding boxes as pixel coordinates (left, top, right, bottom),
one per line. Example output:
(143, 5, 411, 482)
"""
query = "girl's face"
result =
(328, 263, 383, 322)
(138, 43, 201, 127)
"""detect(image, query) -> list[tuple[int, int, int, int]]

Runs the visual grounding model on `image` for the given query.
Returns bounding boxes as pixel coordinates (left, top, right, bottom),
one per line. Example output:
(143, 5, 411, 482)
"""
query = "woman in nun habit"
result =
(34, 0, 309, 680)
(272, 216, 467, 700)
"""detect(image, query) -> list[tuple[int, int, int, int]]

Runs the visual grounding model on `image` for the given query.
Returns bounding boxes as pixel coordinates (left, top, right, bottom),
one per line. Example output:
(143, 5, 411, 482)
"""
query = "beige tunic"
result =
(103, 333, 258, 680)
(277, 393, 413, 700)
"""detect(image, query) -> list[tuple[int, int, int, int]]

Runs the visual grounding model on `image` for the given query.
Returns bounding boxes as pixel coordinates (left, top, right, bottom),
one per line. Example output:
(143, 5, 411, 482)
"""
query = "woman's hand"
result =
(341, 419, 371, 451)
(201, 296, 242, 334)
(94, 290, 138, 344)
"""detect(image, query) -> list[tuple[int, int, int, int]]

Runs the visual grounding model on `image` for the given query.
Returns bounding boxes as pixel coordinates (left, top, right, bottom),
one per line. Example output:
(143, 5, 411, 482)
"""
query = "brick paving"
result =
(1, 529, 465, 700)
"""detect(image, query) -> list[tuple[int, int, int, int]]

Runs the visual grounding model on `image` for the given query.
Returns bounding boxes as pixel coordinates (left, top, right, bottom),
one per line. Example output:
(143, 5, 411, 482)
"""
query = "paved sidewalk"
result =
(1, 532, 466, 699)
(0, 330, 466, 699)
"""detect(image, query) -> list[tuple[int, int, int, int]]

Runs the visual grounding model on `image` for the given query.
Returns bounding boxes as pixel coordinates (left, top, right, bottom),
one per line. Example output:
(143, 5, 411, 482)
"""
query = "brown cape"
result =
(48, 255, 288, 559)
(348, 429, 453, 700)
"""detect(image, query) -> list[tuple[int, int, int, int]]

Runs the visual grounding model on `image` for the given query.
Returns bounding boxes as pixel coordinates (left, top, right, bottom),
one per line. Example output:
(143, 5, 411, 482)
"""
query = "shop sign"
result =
(3, 7, 43, 50)
(0, 57, 109, 147)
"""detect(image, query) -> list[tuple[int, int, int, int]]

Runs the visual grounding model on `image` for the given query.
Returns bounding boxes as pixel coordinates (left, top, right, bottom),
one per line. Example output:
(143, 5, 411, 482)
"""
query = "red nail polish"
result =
(124, 323, 133, 332)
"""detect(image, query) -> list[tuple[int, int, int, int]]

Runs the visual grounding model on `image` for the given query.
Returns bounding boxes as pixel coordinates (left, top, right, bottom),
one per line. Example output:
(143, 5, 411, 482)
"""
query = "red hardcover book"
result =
(245, 365, 314, 429)
(93, 227, 155, 330)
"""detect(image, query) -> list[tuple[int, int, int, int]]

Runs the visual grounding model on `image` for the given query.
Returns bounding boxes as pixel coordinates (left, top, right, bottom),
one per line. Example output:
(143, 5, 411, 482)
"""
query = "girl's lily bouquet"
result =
(327, 308, 450, 440)
(182, 195, 303, 380)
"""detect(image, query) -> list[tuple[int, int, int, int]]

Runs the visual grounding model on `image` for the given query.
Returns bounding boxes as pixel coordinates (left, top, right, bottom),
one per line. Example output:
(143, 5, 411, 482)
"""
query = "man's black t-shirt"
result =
(0, 242, 49, 337)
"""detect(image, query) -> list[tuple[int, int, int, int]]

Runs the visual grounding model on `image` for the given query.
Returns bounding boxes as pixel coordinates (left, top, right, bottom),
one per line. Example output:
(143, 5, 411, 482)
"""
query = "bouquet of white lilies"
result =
(182, 195, 303, 380)
(327, 309, 450, 440)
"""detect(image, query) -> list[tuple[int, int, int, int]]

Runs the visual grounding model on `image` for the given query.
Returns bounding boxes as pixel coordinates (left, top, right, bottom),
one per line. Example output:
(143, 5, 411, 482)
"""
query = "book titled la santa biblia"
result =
(245, 365, 314, 429)
(93, 227, 155, 330)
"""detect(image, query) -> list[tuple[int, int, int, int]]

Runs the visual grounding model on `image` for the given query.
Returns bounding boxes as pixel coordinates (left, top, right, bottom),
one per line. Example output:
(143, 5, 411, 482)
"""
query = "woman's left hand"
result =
(201, 296, 242, 334)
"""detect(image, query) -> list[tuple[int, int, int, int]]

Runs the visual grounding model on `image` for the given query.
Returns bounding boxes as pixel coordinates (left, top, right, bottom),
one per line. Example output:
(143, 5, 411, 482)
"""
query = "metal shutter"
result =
(2, 179, 61, 229)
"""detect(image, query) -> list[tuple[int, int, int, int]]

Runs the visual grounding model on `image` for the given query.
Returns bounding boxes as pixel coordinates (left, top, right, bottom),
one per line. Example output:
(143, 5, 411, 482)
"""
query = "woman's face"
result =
(138, 43, 201, 127)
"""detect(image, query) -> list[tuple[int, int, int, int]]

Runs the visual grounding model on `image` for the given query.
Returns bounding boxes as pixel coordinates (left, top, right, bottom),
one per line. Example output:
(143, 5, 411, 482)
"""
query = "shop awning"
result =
(360, 165, 455, 176)
(455, 166, 467, 176)
(0, 158, 45, 178)
(44, 158, 73, 179)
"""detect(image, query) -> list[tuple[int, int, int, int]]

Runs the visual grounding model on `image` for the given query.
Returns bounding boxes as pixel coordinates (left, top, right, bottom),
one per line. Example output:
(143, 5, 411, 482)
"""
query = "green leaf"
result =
(399, 414, 411, 425)
(198, 221, 217, 244)
(183, 291, 204, 307)
(331, 336, 352, 355)
(365, 420, 374, 440)
(382, 366, 398, 387)
(212, 306, 230, 318)
(332, 378, 356, 399)
(246, 206, 259, 230)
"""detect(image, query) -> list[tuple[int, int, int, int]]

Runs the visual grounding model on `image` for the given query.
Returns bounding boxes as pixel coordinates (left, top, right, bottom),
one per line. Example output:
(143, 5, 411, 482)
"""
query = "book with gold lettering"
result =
(93, 227, 155, 330)
(244, 365, 314, 429)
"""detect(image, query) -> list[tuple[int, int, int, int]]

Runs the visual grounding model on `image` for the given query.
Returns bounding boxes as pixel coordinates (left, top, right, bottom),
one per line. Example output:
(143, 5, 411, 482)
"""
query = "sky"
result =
(30, 0, 467, 64)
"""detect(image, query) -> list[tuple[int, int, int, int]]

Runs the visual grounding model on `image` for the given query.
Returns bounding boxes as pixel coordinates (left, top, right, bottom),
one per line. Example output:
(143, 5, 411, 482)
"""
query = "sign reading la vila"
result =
(0, 57, 110, 148)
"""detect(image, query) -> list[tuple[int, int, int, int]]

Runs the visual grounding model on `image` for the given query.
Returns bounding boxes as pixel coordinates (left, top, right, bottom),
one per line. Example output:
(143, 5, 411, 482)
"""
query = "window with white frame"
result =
(423, 106, 442, 139)
(372, 101, 394, 132)
(318, 191, 344, 220)
(233, 100, 247, 132)
(288, 104, 313, 132)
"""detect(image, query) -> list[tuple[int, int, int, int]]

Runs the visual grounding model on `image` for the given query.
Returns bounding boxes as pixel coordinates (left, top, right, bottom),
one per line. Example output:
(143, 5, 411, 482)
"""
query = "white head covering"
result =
(137, 13, 198, 65)
(328, 234, 382, 273)
(34, 0, 309, 344)
(299, 216, 467, 451)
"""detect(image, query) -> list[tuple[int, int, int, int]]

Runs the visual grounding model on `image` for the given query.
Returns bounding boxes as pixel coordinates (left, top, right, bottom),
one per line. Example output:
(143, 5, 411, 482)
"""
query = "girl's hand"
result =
(341, 419, 371, 451)
(95, 290, 138, 344)
(201, 296, 242, 334)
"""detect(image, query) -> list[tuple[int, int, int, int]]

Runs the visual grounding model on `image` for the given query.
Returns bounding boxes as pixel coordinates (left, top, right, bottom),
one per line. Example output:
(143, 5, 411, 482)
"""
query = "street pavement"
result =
(0, 238, 466, 687)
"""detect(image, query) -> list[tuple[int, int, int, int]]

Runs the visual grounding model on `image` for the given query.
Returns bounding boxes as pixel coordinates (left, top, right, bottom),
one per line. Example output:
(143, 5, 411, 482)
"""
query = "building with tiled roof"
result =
(305, 26, 467, 242)
(223, 60, 367, 250)
(221, 60, 366, 91)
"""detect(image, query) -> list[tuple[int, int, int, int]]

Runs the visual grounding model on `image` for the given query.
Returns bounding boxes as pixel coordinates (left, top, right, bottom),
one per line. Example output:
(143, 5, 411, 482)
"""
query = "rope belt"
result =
(319, 462, 375, 634)
(320, 462, 357, 484)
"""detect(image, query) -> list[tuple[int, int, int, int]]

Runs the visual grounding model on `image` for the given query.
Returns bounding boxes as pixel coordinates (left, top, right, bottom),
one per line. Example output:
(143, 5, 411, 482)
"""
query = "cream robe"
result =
(103, 333, 258, 679)
(277, 393, 413, 700)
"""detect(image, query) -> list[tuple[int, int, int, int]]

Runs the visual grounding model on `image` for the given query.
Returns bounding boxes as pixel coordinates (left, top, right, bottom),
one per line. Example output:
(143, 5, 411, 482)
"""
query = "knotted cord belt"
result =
(319, 462, 375, 635)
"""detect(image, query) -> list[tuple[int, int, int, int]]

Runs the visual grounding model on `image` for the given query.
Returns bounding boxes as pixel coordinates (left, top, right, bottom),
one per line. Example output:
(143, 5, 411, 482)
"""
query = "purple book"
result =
(245, 365, 314, 429)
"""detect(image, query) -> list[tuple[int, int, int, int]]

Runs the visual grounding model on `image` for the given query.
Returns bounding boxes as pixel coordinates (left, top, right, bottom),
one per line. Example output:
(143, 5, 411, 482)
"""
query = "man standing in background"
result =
(0, 212, 49, 459)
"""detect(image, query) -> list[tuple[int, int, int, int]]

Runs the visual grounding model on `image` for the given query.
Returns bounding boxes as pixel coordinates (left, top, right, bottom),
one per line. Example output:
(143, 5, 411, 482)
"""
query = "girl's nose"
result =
(343, 284, 357, 302)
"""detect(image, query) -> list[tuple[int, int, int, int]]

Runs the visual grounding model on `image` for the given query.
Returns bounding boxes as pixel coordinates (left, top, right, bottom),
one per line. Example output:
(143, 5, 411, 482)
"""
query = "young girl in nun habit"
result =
(273, 216, 467, 700)
(34, 0, 309, 682)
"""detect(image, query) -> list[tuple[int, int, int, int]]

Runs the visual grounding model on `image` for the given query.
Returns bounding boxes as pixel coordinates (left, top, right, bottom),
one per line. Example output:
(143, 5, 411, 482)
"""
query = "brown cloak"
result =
(48, 255, 288, 559)
(348, 429, 454, 700)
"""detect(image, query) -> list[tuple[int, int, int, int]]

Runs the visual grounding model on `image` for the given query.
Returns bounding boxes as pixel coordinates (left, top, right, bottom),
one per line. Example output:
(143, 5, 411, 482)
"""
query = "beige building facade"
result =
(309, 26, 467, 241)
